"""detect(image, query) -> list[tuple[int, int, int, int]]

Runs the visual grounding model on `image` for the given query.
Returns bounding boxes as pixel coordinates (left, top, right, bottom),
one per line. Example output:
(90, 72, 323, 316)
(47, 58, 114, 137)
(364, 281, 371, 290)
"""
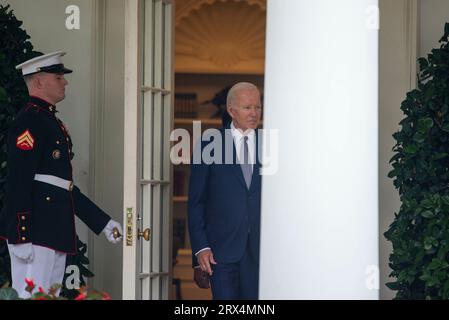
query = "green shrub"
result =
(385, 23, 449, 299)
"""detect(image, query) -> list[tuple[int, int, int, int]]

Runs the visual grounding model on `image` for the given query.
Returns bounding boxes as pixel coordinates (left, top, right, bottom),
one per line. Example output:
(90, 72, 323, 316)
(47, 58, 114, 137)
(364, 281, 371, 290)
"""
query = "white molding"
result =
(122, 0, 140, 300)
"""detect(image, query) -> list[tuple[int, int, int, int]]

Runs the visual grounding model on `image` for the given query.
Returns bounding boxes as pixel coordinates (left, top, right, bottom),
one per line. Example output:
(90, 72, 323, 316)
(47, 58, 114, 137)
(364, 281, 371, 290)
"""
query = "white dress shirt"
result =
(230, 121, 256, 170)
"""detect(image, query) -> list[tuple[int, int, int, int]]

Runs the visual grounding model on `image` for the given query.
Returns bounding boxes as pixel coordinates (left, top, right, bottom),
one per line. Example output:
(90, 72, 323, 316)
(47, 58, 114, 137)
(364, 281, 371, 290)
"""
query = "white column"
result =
(260, 0, 379, 299)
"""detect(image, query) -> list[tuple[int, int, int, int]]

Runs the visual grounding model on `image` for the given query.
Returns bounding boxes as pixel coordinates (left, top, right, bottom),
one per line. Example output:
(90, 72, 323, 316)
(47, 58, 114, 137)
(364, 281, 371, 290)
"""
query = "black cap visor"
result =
(38, 64, 73, 74)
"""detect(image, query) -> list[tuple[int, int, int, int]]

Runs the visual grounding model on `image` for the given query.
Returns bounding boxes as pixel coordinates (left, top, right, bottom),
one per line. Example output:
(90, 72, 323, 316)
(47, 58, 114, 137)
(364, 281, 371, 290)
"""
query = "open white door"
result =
(122, 0, 174, 300)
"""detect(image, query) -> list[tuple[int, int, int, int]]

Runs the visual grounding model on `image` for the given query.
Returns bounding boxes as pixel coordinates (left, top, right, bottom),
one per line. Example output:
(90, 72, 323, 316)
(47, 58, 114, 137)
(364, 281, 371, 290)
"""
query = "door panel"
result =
(123, 0, 173, 300)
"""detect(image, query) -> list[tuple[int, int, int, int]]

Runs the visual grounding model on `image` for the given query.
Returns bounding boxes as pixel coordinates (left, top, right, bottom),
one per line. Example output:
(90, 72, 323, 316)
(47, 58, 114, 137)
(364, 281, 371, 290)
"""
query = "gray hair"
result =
(23, 73, 39, 89)
(227, 82, 260, 107)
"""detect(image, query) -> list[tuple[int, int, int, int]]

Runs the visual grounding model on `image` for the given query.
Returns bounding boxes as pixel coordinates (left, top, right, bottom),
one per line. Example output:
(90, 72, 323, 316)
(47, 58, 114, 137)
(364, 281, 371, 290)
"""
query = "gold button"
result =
(21, 237, 26, 241)
(56, 141, 60, 145)
(21, 216, 26, 220)
(21, 227, 26, 231)
(46, 197, 51, 201)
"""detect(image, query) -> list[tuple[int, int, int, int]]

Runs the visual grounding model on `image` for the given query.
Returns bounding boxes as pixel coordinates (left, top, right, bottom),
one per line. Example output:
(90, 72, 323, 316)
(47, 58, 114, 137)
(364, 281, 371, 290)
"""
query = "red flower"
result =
(25, 278, 35, 288)
(101, 292, 111, 300)
(25, 278, 35, 292)
(74, 293, 87, 301)
(38, 287, 44, 294)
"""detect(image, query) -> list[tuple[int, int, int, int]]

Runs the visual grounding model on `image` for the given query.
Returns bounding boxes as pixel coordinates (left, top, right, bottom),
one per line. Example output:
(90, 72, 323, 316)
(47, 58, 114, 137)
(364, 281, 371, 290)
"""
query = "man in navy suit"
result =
(188, 82, 262, 300)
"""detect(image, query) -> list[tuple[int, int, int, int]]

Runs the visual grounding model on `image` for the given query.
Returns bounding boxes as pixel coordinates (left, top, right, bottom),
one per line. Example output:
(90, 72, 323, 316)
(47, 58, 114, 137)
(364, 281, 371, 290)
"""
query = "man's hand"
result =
(8, 243, 34, 264)
(194, 266, 210, 289)
(103, 220, 123, 244)
(196, 249, 217, 276)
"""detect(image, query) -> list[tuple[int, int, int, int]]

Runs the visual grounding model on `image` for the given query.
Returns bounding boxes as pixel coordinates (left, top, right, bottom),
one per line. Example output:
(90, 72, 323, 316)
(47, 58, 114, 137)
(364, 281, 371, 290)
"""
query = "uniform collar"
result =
(28, 96, 58, 114)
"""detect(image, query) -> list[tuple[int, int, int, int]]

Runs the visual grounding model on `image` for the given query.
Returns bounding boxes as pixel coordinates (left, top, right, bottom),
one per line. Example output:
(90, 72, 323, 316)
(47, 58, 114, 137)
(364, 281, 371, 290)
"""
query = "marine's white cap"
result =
(15, 51, 73, 76)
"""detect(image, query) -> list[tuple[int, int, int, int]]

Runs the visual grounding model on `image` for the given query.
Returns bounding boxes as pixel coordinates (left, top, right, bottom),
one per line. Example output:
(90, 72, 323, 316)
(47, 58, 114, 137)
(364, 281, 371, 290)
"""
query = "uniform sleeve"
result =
(72, 186, 111, 235)
(4, 115, 43, 243)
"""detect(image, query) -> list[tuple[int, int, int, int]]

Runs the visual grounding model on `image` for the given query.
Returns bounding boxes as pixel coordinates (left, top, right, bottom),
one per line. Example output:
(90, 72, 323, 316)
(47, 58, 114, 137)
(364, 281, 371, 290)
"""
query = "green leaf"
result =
(413, 132, 426, 143)
(428, 258, 442, 270)
(421, 210, 434, 218)
(439, 22, 449, 42)
(418, 117, 434, 133)
(442, 123, 449, 133)
(434, 153, 448, 160)
(385, 282, 400, 291)
(0, 86, 6, 102)
(404, 145, 418, 154)
(0, 288, 19, 300)
(418, 58, 429, 71)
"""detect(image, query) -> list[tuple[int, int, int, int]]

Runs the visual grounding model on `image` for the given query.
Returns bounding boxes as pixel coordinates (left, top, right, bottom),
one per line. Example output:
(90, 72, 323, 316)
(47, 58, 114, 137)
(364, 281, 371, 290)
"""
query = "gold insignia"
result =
(52, 150, 61, 160)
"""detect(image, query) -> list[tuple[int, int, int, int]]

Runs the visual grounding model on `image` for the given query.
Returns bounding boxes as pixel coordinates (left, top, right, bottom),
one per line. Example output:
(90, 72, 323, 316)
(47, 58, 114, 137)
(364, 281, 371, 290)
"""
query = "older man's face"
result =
(228, 89, 262, 132)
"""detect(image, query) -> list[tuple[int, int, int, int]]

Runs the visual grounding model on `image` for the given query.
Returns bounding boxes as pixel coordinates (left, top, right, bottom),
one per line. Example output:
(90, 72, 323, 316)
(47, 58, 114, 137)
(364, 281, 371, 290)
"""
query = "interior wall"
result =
(1, 0, 95, 249)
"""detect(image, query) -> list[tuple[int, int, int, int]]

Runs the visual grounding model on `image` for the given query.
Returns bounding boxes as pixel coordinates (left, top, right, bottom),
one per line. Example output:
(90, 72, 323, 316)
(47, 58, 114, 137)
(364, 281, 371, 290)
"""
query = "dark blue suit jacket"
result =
(188, 127, 262, 265)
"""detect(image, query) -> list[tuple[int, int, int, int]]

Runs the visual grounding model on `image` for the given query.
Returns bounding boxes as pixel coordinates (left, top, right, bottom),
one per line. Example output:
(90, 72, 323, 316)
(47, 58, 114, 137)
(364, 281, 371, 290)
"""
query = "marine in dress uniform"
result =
(0, 51, 123, 298)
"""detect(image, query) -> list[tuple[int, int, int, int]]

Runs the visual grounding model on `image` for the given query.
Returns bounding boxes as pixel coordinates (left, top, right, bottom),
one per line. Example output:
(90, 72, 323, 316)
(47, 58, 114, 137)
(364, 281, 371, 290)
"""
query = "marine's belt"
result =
(34, 174, 74, 191)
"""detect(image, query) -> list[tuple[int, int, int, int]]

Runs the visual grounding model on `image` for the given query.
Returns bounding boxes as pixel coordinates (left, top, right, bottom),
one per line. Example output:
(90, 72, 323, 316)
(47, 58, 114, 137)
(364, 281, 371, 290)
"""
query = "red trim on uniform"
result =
(29, 96, 54, 106)
(26, 104, 53, 116)
(16, 215, 21, 242)
(26, 96, 56, 116)
(0, 236, 76, 255)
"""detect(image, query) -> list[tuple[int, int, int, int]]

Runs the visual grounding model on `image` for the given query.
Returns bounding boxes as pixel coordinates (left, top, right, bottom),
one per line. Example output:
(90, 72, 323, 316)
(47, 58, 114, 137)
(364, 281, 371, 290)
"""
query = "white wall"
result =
(1, 0, 95, 248)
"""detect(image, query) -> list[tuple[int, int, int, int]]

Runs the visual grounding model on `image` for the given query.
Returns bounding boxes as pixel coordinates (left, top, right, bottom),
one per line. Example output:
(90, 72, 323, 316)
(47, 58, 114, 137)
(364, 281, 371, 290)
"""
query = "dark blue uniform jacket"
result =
(0, 96, 110, 254)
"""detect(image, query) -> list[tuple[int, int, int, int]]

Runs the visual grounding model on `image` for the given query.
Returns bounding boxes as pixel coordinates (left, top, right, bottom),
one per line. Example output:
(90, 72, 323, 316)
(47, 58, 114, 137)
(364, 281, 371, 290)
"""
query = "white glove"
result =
(103, 220, 123, 244)
(8, 243, 34, 264)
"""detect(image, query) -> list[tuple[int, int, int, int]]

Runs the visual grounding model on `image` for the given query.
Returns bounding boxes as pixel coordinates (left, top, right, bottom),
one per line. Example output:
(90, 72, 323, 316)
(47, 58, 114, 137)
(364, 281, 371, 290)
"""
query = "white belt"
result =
(34, 174, 74, 191)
